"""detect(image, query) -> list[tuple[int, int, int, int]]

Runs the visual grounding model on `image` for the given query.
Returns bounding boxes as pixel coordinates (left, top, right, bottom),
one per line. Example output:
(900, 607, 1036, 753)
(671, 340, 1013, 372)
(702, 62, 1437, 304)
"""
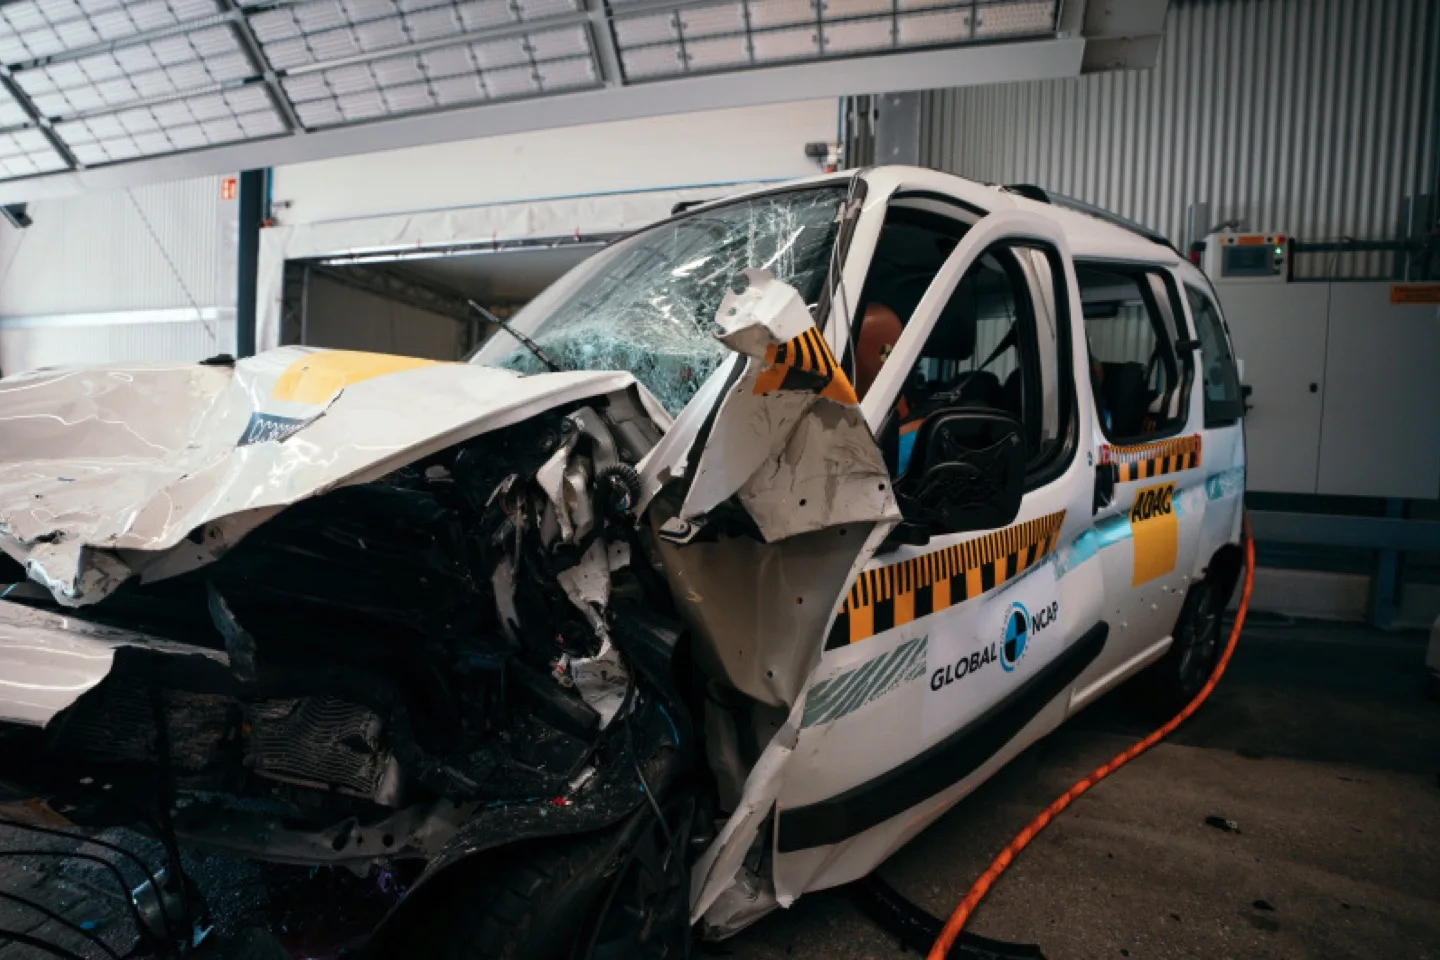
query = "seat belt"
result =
(977, 325, 1017, 371)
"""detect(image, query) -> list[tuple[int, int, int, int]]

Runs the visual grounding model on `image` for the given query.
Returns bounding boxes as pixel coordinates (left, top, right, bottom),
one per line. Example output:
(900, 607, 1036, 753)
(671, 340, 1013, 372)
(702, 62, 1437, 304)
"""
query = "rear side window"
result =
(1185, 286, 1245, 426)
(1078, 264, 1193, 442)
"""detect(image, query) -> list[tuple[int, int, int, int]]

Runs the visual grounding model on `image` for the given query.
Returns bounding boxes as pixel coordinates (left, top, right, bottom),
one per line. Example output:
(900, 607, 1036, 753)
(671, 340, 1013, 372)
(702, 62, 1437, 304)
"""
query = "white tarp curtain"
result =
(257, 185, 753, 352)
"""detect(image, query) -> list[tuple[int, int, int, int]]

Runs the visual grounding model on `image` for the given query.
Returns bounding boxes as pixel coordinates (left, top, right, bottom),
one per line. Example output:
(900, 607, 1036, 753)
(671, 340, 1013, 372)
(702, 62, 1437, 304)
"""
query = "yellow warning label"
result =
(1129, 481, 1177, 586)
(272, 350, 438, 405)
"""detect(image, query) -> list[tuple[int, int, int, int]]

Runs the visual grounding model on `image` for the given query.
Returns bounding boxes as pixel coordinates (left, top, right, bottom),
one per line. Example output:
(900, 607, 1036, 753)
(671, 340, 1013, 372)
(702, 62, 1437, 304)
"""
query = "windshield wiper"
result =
(467, 299, 562, 373)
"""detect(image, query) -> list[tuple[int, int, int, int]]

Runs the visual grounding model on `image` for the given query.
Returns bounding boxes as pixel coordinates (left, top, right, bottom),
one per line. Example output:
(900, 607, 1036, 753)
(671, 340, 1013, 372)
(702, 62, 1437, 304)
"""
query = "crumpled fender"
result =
(689, 691, 805, 922)
(677, 268, 900, 542)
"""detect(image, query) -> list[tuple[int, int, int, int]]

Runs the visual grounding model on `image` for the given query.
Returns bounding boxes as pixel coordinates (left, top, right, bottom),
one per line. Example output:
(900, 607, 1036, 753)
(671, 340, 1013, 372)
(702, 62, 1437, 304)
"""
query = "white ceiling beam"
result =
(0, 36, 1085, 204)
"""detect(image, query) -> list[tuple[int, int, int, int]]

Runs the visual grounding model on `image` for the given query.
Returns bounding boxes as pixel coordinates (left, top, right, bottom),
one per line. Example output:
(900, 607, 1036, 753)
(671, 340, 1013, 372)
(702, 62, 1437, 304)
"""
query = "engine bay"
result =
(0, 390, 685, 869)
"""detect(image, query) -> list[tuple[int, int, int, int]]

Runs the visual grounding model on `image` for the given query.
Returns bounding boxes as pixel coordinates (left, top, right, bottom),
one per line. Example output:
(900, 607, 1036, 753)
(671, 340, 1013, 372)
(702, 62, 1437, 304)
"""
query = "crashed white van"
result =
(0, 166, 1245, 957)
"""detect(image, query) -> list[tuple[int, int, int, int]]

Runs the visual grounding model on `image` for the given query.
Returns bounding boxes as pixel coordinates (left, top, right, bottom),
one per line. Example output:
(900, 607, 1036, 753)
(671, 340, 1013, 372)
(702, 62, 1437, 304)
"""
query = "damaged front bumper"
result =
(0, 373, 691, 953)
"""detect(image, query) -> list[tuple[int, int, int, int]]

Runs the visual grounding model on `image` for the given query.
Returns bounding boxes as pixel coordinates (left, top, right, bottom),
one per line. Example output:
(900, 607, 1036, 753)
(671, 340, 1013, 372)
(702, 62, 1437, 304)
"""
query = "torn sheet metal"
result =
(557, 538, 612, 611)
(690, 692, 805, 922)
(654, 512, 881, 708)
(0, 348, 637, 606)
(698, 864, 780, 941)
(534, 434, 580, 542)
(491, 558, 519, 640)
(0, 599, 227, 727)
(691, 690, 806, 921)
(635, 354, 739, 511)
(568, 638, 629, 729)
(558, 538, 628, 727)
(678, 269, 900, 542)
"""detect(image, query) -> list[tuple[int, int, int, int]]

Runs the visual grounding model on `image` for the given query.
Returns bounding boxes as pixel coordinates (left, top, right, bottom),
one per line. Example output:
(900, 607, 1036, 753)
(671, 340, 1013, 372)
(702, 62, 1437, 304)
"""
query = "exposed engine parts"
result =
(0, 392, 678, 870)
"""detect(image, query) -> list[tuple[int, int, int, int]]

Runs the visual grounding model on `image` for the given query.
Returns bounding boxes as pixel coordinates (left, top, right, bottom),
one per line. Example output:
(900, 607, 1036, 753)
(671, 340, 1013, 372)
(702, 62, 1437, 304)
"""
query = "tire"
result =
(387, 828, 626, 960)
(388, 792, 692, 960)
(1142, 577, 1225, 716)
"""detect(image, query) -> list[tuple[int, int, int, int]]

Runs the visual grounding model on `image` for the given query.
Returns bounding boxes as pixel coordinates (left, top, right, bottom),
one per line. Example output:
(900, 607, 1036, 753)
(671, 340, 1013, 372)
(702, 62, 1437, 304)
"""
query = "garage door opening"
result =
(279, 239, 610, 361)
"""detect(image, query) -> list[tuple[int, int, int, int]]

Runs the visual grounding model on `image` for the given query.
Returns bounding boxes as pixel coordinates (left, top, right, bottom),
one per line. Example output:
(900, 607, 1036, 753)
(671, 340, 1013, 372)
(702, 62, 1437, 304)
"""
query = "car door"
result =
(1181, 278, 1247, 574)
(1067, 261, 1205, 709)
(773, 209, 1107, 897)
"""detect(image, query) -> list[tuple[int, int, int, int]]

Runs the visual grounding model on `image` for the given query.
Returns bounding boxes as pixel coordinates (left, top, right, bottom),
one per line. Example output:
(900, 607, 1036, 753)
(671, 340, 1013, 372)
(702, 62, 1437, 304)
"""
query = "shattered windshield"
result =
(471, 186, 849, 415)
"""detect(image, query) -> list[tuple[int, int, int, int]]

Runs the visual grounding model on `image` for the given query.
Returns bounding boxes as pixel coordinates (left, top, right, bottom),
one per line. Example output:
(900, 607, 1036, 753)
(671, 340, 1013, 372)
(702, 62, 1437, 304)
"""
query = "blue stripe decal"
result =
(1055, 512, 1135, 574)
(1206, 467, 1246, 501)
(1095, 512, 1134, 547)
(1055, 529, 1098, 575)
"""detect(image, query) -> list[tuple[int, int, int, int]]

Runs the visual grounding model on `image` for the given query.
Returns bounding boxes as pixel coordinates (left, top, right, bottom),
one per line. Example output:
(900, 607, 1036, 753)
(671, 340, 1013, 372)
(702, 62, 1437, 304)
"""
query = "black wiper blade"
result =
(467, 298, 562, 373)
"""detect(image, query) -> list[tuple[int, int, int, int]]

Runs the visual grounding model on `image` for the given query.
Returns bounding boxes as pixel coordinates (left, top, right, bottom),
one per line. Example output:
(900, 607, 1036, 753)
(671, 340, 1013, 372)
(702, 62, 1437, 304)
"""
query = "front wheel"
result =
(1143, 578, 1225, 716)
(572, 791, 694, 960)
(391, 791, 693, 960)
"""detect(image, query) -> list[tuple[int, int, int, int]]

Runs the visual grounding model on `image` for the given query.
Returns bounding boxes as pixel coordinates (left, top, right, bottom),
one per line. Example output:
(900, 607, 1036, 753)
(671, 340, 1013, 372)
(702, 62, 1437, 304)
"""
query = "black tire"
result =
(389, 828, 630, 960)
(388, 792, 692, 960)
(1143, 577, 1225, 716)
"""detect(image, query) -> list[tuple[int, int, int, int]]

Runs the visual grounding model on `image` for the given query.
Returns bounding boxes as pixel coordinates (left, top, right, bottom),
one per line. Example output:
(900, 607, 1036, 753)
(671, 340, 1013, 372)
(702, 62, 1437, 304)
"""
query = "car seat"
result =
(1000, 368, 1023, 418)
(1099, 361, 1152, 438)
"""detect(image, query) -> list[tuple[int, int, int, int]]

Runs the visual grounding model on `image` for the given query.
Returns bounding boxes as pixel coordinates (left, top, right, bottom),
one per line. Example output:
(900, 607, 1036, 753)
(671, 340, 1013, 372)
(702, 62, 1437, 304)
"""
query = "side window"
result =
(880, 242, 1072, 486)
(851, 197, 981, 400)
(1184, 286, 1245, 425)
(1077, 265, 1194, 442)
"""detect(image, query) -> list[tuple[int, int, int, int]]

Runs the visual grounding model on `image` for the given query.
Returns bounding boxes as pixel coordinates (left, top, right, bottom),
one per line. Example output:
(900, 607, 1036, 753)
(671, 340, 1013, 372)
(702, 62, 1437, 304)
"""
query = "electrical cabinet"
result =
(1219, 283, 1329, 494)
(1216, 280, 1440, 499)
(1317, 285, 1440, 499)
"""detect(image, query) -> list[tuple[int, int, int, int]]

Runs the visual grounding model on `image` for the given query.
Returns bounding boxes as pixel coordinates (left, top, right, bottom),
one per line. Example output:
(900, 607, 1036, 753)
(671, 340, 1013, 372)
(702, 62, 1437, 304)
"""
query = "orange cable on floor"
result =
(928, 514, 1256, 960)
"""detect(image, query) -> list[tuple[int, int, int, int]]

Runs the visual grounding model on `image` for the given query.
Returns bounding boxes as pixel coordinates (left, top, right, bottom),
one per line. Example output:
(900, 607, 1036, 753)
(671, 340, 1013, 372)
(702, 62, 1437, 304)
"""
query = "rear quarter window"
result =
(1184, 286, 1245, 426)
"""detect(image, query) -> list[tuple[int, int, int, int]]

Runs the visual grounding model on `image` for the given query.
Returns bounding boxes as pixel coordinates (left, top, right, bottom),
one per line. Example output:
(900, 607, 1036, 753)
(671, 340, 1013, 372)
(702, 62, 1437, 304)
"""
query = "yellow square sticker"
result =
(1129, 481, 1177, 586)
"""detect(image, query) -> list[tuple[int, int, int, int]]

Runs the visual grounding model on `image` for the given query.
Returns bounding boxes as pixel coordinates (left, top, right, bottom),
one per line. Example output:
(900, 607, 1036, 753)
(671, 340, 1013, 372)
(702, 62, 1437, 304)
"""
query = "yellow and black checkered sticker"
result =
(753, 327, 858, 406)
(1099, 434, 1202, 482)
(826, 512, 1066, 650)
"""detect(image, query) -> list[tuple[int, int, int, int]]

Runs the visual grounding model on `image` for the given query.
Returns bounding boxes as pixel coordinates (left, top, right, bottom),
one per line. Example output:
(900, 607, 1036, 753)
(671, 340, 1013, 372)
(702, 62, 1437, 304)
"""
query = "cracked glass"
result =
(471, 186, 848, 415)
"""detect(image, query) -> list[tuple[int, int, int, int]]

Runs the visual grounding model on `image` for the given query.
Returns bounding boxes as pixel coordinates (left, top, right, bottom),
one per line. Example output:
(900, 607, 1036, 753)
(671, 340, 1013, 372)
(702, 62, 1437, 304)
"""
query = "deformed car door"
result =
(769, 210, 1107, 899)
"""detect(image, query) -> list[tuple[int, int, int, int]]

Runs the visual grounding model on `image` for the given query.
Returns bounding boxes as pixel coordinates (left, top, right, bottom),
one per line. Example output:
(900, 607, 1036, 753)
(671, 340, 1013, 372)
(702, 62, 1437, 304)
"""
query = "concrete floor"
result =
(723, 618, 1440, 960)
(0, 619, 1436, 959)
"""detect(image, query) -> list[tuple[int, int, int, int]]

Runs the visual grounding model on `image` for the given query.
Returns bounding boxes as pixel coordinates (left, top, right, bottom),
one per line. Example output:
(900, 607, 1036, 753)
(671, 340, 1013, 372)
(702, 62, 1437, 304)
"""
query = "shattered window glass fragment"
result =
(476, 187, 848, 415)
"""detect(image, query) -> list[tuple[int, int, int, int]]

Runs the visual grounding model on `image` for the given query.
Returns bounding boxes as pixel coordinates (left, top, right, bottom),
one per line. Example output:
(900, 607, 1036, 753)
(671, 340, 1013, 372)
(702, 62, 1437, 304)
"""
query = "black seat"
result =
(1000, 368, 1022, 418)
(956, 369, 1001, 407)
(1100, 361, 1152, 438)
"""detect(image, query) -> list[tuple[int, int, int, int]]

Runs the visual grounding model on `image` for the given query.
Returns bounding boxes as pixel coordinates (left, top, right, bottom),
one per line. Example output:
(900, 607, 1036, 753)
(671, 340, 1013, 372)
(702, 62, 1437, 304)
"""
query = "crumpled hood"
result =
(0, 347, 638, 606)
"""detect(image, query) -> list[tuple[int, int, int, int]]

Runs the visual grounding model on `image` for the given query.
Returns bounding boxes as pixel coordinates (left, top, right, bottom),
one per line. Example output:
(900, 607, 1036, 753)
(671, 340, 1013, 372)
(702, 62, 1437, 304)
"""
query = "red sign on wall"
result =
(1390, 284, 1440, 305)
(220, 176, 238, 201)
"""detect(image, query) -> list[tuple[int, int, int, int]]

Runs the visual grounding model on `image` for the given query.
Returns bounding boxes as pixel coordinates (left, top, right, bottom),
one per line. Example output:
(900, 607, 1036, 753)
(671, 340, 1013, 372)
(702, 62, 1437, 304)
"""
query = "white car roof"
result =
(696, 165, 1183, 269)
(860, 165, 1181, 265)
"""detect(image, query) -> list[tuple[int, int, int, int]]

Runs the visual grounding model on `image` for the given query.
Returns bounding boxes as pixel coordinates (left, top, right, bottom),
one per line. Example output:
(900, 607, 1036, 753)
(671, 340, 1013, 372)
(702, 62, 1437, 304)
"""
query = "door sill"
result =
(1069, 635, 1172, 710)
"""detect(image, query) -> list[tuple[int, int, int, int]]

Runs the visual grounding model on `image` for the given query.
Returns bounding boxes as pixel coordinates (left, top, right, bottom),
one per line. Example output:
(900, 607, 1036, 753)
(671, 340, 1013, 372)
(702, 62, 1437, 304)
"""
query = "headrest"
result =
(920, 270, 978, 361)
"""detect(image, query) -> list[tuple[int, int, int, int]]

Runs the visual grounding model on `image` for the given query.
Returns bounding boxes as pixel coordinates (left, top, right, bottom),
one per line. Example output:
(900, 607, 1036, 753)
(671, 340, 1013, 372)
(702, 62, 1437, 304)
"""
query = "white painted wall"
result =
(0, 310, 235, 376)
(271, 99, 839, 226)
(0, 175, 238, 375)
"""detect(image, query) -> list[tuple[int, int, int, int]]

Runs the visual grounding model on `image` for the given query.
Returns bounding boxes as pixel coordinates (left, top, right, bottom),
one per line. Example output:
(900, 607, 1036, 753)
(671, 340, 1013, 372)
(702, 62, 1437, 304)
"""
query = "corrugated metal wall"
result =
(0, 176, 236, 314)
(921, 0, 1440, 275)
(0, 175, 237, 372)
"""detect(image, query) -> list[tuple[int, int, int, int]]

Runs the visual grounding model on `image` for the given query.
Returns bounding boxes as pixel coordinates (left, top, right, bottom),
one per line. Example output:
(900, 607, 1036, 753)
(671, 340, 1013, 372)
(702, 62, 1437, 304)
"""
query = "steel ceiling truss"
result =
(0, 0, 1060, 184)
